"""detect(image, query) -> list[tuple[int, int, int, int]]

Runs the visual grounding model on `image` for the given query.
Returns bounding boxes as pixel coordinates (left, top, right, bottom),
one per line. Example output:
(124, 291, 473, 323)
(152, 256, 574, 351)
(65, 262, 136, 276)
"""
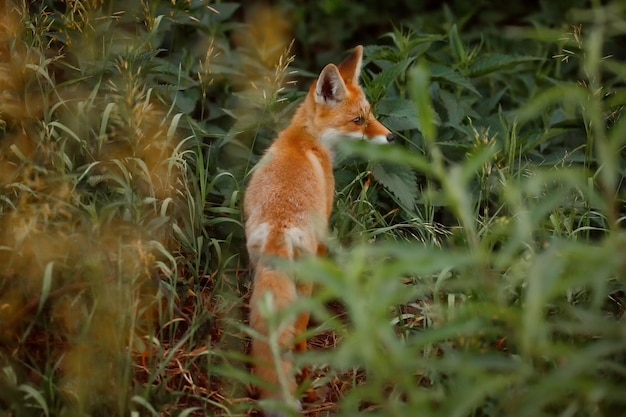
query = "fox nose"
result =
(386, 132, 395, 142)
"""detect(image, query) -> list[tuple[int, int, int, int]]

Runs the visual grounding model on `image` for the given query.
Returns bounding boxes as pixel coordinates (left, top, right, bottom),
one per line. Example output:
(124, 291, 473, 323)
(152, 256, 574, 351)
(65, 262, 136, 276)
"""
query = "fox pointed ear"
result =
(315, 63, 347, 107)
(337, 45, 363, 85)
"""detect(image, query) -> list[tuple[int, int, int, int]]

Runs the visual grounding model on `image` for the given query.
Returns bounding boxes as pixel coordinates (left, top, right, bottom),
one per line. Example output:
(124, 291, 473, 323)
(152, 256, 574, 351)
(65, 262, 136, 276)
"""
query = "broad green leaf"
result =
(384, 116, 421, 131)
(372, 163, 419, 209)
(378, 98, 421, 131)
(172, 90, 198, 114)
(377, 98, 418, 118)
(468, 53, 542, 78)
(372, 59, 413, 90)
(438, 89, 463, 127)
(430, 64, 481, 96)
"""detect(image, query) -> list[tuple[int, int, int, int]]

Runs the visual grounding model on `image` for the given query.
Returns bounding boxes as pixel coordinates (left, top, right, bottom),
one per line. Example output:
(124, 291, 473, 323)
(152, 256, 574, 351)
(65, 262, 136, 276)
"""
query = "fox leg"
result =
(293, 242, 326, 355)
(293, 243, 327, 402)
(294, 276, 314, 350)
(294, 280, 318, 404)
(295, 243, 326, 355)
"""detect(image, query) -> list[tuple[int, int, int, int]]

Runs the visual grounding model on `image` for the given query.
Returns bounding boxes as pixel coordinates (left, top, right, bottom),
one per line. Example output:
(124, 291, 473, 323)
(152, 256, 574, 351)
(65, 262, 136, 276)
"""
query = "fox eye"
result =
(352, 115, 365, 125)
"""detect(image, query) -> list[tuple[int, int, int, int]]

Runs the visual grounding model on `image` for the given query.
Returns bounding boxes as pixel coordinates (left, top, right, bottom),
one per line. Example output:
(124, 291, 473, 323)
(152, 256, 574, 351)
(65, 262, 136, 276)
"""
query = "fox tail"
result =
(249, 258, 302, 416)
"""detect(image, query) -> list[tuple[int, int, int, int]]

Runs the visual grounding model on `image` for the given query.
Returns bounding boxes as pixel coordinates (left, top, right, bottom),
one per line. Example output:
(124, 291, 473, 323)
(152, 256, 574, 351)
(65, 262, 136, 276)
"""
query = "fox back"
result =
(243, 45, 393, 417)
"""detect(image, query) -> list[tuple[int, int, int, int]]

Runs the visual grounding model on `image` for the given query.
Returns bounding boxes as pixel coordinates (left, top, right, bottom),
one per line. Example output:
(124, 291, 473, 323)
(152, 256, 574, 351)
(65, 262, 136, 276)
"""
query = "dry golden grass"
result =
(0, 2, 188, 414)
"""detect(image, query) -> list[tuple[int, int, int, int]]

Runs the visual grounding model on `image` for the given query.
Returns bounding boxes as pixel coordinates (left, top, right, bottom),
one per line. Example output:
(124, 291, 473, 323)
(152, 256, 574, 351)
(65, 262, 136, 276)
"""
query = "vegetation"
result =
(0, 0, 624, 416)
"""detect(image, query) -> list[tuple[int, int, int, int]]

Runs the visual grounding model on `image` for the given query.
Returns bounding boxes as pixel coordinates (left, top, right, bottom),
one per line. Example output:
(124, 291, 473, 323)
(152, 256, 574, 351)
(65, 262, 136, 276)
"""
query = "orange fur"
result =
(244, 45, 393, 416)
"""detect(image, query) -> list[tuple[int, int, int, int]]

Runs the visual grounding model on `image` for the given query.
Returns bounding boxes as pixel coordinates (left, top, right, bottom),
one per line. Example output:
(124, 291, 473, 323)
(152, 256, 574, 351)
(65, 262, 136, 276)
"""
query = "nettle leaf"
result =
(430, 64, 480, 96)
(372, 163, 418, 209)
(378, 98, 416, 118)
(384, 117, 421, 132)
(448, 24, 467, 64)
(370, 59, 413, 91)
(363, 45, 390, 60)
(438, 89, 463, 127)
(172, 88, 200, 114)
(377, 98, 420, 131)
(468, 54, 541, 78)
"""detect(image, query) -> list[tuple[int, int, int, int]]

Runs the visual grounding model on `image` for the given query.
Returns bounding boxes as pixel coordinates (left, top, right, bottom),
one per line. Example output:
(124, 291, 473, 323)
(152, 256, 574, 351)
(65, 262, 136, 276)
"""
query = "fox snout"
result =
(370, 130, 394, 144)
(362, 118, 395, 145)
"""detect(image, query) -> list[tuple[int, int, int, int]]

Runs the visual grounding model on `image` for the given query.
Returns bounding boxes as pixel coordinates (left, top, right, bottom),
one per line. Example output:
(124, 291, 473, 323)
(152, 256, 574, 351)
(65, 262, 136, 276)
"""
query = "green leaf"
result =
(172, 90, 198, 114)
(131, 395, 158, 416)
(19, 385, 49, 417)
(468, 53, 542, 77)
(438, 89, 463, 127)
(210, 2, 241, 21)
(378, 98, 421, 131)
(372, 163, 419, 210)
(410, 64, 438, 143)
(368, 59, 414, 98)
(384, 116, 421, 132)
(377, 98, 418, 118)
(178, 408, 202, 417)
(448, 24, 467, 64)
(430, 64, 481, 96)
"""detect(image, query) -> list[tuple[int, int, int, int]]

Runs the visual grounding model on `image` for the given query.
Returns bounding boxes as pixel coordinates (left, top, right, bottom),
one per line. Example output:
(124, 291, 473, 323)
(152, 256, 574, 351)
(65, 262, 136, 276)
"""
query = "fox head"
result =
(301, 45, 394, 152)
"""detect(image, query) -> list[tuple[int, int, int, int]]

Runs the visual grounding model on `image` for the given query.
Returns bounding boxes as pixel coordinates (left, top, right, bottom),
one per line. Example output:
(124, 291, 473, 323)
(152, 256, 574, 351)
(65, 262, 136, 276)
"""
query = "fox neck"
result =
(288, 91, 337, 160)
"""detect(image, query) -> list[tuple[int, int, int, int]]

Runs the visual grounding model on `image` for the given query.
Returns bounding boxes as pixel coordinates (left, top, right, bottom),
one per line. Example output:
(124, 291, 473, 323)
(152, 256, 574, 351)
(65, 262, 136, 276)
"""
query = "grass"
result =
(0, 0, 625, 416)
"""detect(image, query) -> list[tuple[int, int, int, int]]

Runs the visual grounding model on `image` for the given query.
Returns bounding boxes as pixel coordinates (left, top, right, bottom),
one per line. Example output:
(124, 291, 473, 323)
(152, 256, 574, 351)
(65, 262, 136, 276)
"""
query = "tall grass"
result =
(0, 0, 624, 416)
(0, 1, 188, 415)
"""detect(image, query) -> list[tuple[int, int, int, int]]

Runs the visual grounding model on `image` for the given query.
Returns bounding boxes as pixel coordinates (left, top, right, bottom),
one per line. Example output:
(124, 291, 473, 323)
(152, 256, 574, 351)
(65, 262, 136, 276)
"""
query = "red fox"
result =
(244, 45, 394, 416)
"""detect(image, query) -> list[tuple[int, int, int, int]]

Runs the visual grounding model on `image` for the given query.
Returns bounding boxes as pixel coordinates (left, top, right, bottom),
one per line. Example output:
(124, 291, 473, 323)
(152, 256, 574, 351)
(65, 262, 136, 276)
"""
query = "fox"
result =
(243, 45, 394, 416)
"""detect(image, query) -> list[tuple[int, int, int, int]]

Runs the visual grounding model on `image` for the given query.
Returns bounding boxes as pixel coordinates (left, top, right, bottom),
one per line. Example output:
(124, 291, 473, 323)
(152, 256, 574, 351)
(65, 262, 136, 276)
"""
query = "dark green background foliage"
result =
(0, 0, 625, 416)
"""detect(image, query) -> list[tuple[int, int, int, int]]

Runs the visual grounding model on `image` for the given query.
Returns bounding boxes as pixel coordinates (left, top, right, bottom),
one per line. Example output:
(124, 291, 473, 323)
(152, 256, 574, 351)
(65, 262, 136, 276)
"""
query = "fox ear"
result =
(315, 63, 347, 107)
(337, 45, 363, 85)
